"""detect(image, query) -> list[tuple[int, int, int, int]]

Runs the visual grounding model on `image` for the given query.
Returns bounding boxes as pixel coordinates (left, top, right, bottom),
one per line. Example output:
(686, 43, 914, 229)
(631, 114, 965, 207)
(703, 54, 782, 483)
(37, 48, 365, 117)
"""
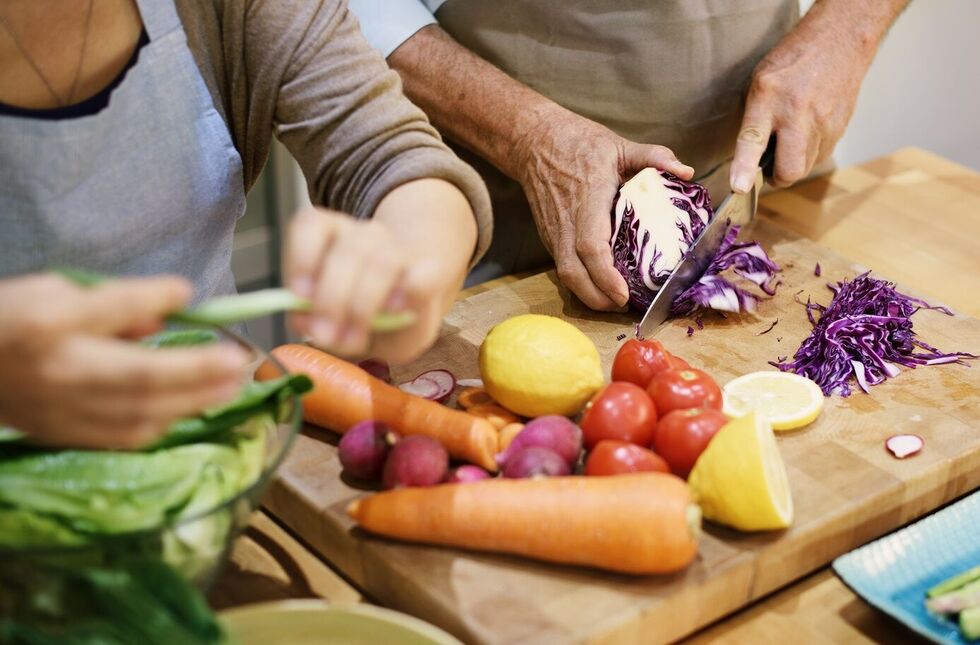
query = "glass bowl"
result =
(0, 326, 302, 621)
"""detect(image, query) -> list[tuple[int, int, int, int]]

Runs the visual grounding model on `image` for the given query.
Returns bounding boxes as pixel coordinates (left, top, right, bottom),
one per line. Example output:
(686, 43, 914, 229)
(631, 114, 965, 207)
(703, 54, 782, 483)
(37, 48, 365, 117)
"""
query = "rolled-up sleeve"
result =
(347, 0, 437, 58)
(247, 0, 491, 265)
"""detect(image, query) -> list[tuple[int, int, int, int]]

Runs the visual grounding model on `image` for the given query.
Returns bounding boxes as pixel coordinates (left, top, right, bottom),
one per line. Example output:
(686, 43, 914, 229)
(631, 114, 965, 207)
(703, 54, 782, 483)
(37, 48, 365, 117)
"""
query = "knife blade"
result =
(635, 170, 763, 339)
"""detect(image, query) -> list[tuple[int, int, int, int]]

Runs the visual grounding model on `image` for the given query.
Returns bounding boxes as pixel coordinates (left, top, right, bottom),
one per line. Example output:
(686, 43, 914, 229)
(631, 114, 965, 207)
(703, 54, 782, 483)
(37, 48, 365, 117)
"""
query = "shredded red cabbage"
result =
(670, 225, 781, 316)
(772, 272, 977, 396)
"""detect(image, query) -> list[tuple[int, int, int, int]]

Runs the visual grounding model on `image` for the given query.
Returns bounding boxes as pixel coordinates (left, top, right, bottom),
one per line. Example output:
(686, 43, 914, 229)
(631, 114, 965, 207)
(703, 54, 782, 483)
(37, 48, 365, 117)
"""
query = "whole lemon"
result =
(479, 314, 604, 417)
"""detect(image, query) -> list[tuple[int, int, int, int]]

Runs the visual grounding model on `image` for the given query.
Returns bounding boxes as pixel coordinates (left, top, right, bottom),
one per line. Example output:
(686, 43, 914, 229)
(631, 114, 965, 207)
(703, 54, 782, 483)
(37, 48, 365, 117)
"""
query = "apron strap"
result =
(134, 0, 183, 42)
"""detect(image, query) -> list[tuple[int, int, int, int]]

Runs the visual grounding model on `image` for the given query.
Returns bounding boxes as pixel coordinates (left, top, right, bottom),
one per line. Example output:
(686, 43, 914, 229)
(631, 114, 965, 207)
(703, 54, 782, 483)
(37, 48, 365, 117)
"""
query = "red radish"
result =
(456, 378, 484, 388)
(502, 447, 571, 479)
(357, 358, 391, 383)
(382, 436, 449, 489)
(338, 420, 400, 481)
(496, 416, 582, 468)
(399, 369, 456, 402)
(885, 434, 923, 459)
(446, 465, 492, 484)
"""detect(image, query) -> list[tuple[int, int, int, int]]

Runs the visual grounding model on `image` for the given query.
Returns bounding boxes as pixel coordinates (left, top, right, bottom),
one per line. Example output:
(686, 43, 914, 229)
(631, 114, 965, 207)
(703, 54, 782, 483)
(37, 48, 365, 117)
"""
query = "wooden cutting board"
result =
(265, 160, 980, 645)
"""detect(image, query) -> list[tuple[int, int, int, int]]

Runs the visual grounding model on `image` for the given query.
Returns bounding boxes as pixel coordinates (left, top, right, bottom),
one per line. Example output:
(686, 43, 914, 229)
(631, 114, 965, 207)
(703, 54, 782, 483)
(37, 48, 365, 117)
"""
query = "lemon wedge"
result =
(688, 412, 793, 531)
(722, 371, 824, 431)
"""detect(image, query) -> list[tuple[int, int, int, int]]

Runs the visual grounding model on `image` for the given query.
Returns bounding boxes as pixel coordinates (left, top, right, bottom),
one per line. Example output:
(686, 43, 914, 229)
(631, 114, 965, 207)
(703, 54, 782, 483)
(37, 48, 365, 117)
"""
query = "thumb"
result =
(622, 142, 695, 180)
(75, 276, 192, 336)
(731, 117, 773, 194)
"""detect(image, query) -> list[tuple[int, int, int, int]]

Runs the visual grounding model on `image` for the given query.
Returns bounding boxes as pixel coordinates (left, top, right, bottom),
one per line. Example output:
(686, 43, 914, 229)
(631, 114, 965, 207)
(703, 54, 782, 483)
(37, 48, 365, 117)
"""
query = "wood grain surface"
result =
(259, 148, 980, 644)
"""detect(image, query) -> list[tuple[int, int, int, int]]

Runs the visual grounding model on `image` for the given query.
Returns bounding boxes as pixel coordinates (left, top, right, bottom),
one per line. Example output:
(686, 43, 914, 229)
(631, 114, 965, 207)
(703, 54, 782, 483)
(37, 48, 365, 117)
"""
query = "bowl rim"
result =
(218, 599, 464, 645)
(0, 325, 303, 556)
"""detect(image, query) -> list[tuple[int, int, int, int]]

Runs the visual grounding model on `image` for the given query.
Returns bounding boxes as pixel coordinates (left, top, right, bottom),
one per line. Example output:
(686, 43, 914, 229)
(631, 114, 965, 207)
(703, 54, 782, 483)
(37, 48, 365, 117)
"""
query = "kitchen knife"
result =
(635, 139, 774, 339)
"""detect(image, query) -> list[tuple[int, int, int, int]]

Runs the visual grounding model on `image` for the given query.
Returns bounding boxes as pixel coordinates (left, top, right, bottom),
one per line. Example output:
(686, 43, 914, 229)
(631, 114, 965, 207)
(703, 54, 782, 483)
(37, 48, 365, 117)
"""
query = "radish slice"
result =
(358, 358, 391, 383)
(456, 378, 484, 388)
(886, 434, 923, 459)
(399, 369, 456, 402)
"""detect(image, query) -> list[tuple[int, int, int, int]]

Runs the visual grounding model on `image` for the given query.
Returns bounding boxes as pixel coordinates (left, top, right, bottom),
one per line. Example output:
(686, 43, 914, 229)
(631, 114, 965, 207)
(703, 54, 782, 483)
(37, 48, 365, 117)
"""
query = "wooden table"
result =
(211, 148, 979, 642)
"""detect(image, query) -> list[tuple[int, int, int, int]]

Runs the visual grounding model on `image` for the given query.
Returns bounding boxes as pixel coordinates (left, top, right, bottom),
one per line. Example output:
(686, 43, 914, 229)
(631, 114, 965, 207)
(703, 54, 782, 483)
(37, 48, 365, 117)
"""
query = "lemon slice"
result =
(722, 371, 824, 431)
(688, 412, 793, 531)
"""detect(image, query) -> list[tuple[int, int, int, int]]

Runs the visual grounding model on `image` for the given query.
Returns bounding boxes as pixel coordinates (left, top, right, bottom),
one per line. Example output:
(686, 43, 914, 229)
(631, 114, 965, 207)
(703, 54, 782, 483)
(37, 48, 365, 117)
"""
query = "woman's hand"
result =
(0, 274, 249, 449)
(285, 179, 477, 364)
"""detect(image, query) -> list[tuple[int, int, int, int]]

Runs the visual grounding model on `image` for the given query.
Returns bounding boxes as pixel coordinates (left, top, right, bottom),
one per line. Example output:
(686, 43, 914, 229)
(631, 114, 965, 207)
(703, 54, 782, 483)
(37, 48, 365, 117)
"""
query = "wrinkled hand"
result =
(285, 202, 470, 363)
(730, 14, 875, 192)
(516, 112, 694, 311)
(0, 274, 249, 449)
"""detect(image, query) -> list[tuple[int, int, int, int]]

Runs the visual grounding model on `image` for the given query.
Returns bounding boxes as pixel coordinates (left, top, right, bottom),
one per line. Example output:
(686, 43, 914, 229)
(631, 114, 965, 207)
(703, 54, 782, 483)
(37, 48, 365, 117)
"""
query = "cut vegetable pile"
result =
(774, 272, 977, 396)
(273, 314, 821, 575)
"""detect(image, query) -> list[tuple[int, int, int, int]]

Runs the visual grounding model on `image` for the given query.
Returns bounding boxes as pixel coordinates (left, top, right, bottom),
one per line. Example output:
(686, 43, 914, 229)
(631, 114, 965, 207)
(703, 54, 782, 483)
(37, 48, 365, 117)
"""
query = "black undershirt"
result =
(0, 28, 149, 120)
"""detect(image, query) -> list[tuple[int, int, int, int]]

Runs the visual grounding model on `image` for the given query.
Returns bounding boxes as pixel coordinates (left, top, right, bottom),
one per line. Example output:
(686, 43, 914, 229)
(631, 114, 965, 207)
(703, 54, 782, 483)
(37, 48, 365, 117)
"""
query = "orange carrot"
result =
(258, 344, 499, 472)
(467, 403, 520, 431)
(497, 422, 525, 452)
(457, 386, 494, 410)
(347, 473, 700, 575)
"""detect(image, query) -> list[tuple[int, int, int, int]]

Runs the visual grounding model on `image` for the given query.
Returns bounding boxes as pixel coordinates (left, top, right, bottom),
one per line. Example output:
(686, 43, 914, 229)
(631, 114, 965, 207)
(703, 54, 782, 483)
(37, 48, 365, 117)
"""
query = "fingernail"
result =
(731, 172, 751, 194)
(386, 288, 408, 312)
(312, 319, 337, 345)
(291, 277, 314, 298)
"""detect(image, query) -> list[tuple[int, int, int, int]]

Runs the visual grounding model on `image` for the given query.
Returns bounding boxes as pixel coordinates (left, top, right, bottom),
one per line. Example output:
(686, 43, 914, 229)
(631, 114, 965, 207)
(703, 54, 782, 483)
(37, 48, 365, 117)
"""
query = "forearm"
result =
(388, 25, 568, 183)
(795, 0, 910, 63)
(374, 178, 477, 285)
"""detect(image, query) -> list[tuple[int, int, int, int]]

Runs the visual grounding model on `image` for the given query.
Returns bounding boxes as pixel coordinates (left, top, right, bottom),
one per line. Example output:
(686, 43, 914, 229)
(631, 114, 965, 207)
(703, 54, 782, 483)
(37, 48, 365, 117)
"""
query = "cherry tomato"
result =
(579, 382, 658, 450)
(653, 408, 729, 478)
(646, 368, 722, 415)
(611, 339, 689, 388)
(584, 440, 670, 476)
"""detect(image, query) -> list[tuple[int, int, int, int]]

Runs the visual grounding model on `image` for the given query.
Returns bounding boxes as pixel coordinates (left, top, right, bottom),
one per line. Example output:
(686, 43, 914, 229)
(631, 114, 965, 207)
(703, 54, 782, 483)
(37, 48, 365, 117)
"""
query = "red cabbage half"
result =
(773, 272, 977, 396)
(610, 169, 780, 315)
(611, 169, 712, 309)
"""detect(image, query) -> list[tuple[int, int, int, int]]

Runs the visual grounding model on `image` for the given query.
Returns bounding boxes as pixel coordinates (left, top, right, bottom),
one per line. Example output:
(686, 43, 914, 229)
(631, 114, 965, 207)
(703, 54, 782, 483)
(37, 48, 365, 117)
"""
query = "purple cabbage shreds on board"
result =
(814, 262, 822, 277)
(687, 326, 695, 337)
(772, 272, 978, 396)
(670, 225, 781, 317)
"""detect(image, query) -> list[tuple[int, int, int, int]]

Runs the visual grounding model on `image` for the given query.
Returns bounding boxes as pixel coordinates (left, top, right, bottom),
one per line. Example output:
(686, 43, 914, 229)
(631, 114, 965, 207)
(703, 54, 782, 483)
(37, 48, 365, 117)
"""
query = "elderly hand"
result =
(0, 274, 249, 449)
(729, 4, 885, 192)
(517, 110, 695, 311)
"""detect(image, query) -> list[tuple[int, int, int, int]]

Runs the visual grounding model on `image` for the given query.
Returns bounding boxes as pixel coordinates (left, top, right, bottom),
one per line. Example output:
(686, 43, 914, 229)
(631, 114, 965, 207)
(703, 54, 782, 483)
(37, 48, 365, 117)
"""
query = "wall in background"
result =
(801, 0, 980, 171)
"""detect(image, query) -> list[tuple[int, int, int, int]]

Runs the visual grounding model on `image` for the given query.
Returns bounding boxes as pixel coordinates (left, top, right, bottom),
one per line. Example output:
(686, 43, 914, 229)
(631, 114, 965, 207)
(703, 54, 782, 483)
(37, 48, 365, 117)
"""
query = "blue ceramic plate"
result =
(833, 491, 980, 644)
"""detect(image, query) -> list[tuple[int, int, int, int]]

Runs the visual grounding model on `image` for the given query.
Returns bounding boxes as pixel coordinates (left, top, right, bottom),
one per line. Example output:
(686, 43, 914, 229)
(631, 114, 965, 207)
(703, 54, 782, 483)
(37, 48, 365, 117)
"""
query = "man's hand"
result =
(518, 111, 694, 310)
(730, 0, 909, 192)
(388, 26, 692, 311)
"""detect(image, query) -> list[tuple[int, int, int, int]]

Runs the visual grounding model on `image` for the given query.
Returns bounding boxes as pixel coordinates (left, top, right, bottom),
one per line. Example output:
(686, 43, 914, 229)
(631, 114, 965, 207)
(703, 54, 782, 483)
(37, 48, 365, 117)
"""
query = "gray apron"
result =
(436, 0, 799, 285)
(0, 0, 245, 304)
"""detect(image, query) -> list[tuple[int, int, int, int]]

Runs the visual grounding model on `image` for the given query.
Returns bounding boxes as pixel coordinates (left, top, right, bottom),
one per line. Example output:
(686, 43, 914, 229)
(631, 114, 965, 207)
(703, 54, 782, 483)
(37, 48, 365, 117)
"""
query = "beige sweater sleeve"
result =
(176, 0, 492, 264)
